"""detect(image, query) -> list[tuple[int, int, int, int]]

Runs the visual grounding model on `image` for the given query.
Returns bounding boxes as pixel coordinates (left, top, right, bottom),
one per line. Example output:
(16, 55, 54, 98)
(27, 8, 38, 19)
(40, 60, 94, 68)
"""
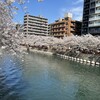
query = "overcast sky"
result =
(13, 0, 84, 24)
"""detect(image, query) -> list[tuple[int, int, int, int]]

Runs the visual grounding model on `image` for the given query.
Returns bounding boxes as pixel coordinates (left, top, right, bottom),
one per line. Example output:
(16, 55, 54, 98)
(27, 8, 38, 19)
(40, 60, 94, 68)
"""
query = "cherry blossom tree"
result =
(0, 0, 100, 59)
(22, 34, 100, 55)
(0, 0, 25, 51)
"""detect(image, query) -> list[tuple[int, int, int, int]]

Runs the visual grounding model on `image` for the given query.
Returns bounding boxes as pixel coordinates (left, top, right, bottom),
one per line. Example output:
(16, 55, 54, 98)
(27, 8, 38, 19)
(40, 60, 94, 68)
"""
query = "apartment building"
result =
(49, 13, 82, 38)
(82, 0, 100, 35)
(24, 15, 48, 36)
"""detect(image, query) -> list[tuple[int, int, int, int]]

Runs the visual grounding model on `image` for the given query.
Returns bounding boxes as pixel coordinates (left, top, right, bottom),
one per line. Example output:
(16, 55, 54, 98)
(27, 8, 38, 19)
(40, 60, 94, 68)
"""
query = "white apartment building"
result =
(24, 15, 48, 36)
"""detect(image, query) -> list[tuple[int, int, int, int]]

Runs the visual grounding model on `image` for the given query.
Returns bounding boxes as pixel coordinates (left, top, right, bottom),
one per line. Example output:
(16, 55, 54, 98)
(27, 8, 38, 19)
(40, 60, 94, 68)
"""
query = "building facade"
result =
(24, 15, 48, 36)
(49, 15, 81, 38)
(82, 0, 100, 35)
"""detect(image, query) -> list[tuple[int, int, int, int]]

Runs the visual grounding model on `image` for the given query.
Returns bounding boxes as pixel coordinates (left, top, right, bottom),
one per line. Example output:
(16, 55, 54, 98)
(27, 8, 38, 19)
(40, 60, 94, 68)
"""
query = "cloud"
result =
(59, 0, 83, 21)
(60, 6, 83, 21)
(70, 7, 83, 21)
(73, 0, 83, 5)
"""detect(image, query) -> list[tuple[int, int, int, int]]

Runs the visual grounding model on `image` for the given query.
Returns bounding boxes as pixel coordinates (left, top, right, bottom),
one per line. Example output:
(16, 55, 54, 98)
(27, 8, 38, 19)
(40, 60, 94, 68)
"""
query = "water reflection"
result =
(0, 52, 100, 100)
(0, 54, 26, 100)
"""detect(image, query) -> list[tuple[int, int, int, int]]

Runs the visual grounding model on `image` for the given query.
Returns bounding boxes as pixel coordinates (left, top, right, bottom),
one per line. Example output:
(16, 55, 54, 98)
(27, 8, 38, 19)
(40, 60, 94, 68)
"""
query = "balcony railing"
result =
(89, 17, 100, 21)
(89, 23, 100, 27)
(95, 10, 100, 13)
(96, 3, 100, 7)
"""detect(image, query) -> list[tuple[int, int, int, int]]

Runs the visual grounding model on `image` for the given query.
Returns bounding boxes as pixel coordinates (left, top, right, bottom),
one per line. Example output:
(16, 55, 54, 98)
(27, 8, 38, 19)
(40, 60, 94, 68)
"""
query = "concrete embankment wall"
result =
(56, 54, 100, 67)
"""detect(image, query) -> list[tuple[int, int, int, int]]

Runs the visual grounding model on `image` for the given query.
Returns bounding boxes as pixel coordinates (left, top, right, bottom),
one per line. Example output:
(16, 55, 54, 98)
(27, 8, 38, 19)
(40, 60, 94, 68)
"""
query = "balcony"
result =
(71, 28, 75, 32)
(96, 3, 100, 7)
(95, 10, 100, 13)
(28, 16, 48, 22)
(52, 29, 65, 33)
(89, 16, 100, 21)
(89, 23, 100, 27)
(52, 25, 65, 29)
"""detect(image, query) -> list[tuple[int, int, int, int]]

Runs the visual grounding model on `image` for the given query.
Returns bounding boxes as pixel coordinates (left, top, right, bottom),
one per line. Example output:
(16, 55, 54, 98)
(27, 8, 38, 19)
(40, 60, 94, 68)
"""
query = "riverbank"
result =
(20, 46, 53, 55)
(20, 34, 100, 66)
(20, 45, 100, 67)
(30, 49, 53, 55)
(56, 54, 100, 67)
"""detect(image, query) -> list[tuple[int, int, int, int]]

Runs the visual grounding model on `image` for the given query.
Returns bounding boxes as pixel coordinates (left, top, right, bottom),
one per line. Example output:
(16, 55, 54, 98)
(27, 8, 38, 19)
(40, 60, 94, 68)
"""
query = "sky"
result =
(13, 0, 84, 24)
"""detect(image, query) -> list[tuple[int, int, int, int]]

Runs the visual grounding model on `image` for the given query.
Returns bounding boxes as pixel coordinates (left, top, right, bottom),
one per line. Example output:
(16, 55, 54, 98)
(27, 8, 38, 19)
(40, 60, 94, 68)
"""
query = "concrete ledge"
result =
(56, 54, 100, 67)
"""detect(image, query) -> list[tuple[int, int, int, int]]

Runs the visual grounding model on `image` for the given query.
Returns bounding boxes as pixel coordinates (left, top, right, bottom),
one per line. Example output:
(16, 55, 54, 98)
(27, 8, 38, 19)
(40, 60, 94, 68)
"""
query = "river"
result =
(0, 52, 100, 100)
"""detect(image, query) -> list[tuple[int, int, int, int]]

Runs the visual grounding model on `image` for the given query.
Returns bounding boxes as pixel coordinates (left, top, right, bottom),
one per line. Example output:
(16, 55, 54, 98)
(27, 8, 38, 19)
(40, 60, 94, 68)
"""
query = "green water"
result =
(0, 52, 100, 100)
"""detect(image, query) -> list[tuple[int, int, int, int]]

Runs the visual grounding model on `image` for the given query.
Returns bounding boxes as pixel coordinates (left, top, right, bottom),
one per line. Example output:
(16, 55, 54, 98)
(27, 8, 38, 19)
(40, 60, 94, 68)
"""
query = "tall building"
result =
(82, 0, 100, 35)
(49, 13, 82, 38)
(24, 15, 48, 36)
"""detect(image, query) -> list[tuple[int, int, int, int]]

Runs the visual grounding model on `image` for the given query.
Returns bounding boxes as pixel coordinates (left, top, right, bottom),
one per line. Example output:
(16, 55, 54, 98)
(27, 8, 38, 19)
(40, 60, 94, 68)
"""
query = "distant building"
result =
(16, 24, 24, 33)
(24, 15, 48, 36)
(16, 24, 21, 30)
(48, 24, 52, 36)
(49, 13, 82, 38)
(82, 0, 100, 35)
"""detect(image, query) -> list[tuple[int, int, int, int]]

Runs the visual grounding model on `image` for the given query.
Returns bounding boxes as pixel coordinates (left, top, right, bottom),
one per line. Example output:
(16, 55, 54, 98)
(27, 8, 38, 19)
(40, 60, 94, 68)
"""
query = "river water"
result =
(0, 52, 100, 100)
